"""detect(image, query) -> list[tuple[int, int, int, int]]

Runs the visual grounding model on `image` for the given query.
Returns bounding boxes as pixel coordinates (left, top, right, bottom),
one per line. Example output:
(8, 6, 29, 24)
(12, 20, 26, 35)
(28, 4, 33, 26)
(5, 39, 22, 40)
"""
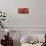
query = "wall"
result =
(0, 0, 46, 27)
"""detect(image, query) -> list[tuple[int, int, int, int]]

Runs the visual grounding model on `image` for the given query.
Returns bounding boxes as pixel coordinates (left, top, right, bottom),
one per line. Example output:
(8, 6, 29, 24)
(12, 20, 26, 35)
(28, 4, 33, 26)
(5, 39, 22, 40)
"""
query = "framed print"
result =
(18, 8, 29, 14)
